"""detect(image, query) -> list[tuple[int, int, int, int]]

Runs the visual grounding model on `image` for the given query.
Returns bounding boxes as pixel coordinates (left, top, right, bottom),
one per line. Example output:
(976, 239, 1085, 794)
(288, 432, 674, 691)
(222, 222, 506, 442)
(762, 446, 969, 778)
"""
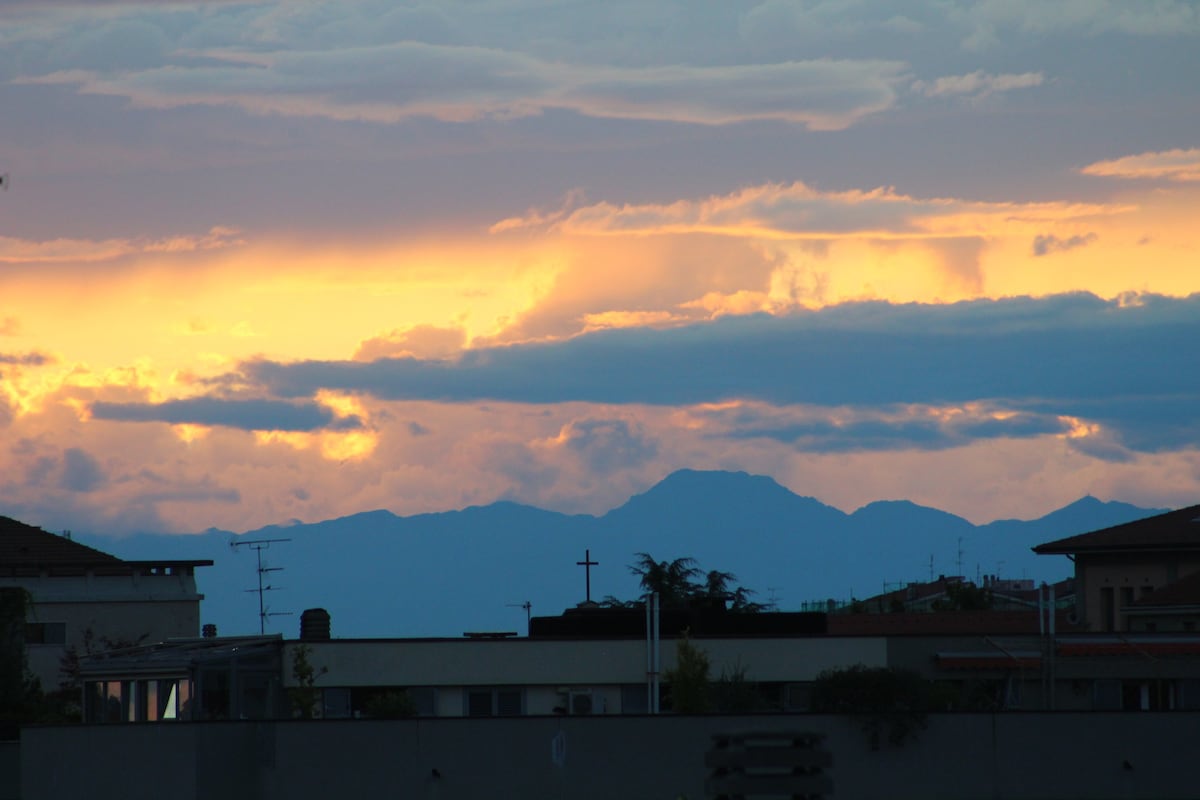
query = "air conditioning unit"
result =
(569, 690, 593, 716)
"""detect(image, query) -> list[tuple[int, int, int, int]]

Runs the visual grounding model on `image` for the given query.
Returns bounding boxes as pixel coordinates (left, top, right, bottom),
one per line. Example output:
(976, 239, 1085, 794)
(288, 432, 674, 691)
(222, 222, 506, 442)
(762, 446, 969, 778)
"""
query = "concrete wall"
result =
(0, 742, 18, 800)
(25, 599, 200, 690)
(290, 635, 888, 689)
(21, 712, 1200, 800)
(1077, 554, 1200, 631)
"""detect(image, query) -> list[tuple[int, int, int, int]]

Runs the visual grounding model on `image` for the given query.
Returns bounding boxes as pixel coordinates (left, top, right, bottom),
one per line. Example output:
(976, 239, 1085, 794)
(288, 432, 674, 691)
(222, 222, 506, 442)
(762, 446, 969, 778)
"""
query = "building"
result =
(1033, 503, 1200, 632)
(66, 502, 1200, 721)
(0, 515, 211, 691)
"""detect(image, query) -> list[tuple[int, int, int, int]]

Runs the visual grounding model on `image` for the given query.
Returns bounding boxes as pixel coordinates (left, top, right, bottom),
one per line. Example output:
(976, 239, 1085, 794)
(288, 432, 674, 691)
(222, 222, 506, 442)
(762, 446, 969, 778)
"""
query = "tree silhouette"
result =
(624, 554, 767, 612)
(630, 553, 701, 607)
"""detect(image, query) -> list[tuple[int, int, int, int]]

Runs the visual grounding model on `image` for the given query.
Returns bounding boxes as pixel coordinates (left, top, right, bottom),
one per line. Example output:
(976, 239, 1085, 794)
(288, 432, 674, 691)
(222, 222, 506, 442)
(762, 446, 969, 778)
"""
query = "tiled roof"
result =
(0, 515, 123, 566)
(1033, 504, 1200, 555)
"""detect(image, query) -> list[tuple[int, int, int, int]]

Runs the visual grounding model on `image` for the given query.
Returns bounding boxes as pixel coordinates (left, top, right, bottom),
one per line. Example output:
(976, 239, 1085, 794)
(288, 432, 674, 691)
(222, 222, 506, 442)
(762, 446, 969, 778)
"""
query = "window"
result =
(1100, 587, 1116, 632)
(784, 683, 812, 711)
(1178, 680, 1200, 710)
(465, 688, 523, 717)
(23, 622, 66, 645)
(1093, 679, 1121, 710)
(322, 687, 352, 719)
(408, 687, 438, 717)
(496, 690, 522, 716)
(620, 685, 648, 714)
(569, 691, 593, 715)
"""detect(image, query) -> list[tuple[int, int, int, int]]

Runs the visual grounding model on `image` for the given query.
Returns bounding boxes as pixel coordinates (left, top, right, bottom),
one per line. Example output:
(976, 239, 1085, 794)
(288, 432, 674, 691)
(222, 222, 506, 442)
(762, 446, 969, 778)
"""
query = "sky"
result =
(1, 0, 1199, 537)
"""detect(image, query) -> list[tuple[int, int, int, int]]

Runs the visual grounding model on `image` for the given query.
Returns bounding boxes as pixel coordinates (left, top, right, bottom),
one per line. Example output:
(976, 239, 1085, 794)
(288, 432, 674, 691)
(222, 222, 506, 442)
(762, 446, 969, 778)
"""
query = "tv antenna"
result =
(231, 537, 292, 634)
(507, 601, 532, 635)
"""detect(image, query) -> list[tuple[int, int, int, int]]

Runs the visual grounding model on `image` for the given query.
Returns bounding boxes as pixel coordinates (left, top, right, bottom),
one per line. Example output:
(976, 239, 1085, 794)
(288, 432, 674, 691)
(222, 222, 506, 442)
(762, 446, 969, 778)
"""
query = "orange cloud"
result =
(1080, 148, 1200, 182)
(0, 226, 242, 264)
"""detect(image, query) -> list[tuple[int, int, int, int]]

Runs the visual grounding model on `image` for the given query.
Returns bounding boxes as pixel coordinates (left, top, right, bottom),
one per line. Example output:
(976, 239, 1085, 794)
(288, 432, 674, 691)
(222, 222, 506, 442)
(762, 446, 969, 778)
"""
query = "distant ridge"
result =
(72, 469, 1170, 638)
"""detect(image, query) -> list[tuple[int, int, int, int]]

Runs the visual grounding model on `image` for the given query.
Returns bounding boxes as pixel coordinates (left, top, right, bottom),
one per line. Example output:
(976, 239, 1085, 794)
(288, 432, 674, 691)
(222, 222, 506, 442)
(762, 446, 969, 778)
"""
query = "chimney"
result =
(300, 608, 331, 641)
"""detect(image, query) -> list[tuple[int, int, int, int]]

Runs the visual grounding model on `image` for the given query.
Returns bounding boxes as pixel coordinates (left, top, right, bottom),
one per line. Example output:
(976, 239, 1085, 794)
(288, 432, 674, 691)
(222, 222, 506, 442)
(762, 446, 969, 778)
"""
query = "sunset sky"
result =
(1, 0, 1199, 536)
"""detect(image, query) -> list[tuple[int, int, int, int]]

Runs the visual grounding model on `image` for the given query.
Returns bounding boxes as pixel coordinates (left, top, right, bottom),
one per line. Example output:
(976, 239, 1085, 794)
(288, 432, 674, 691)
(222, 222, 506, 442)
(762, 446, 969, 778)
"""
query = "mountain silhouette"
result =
(73, 470, 1167, 638)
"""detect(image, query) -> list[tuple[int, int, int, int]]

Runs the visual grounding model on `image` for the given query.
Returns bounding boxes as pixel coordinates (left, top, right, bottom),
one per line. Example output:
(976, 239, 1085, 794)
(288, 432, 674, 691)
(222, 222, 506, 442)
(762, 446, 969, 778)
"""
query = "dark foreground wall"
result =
(0, 742, 17, 800)
(21, 713, 1191, 800)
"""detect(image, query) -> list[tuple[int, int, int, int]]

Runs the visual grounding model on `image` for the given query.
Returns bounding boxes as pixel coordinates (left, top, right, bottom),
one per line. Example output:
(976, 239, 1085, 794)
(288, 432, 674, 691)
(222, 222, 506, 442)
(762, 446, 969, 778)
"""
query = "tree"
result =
(931, 581, 993, 611)
(811, 665, 930, 749)
(711, 659, 765, 712)
(663, 630, 711, 713)
(0, 588, 37, 726)
(630, 553, 701, 607)
(363, 690, 417, 719)
(288, 645, 328, 719)
(627, 554, 766, 611)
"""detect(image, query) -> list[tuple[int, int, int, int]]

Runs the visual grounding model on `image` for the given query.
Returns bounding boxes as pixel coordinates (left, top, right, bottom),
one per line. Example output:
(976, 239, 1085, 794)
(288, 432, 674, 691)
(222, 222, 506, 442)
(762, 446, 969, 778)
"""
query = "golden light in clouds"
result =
(3, 173, 1198, 535)
(1081, 148, 1200, 182)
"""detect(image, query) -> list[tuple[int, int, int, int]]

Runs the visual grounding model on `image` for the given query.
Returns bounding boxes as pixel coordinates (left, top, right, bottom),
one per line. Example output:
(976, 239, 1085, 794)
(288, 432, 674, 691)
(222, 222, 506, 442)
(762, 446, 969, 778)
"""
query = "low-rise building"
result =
(0, 515, 211, 691)
(1033, 503, 1200, 632)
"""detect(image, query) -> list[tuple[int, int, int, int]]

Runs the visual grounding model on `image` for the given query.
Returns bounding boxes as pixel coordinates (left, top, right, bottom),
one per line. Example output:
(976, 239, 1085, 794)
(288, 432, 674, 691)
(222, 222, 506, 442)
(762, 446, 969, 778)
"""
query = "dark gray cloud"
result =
(719, 410, 1071, 453)
(242, 293, 1197, 405)
(0, 351, 52, 365)
(90, 398, 362, 432)
(559, 418, 658, 472)
(1032, 232, 1097, 256)
(60, 447, 105, 492)
(236, 293, 1200, 452)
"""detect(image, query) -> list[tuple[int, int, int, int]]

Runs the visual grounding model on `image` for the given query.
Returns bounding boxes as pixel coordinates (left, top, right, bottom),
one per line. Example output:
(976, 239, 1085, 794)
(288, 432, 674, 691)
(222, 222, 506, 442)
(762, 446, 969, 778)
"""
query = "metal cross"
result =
(576, 549, 599, 603)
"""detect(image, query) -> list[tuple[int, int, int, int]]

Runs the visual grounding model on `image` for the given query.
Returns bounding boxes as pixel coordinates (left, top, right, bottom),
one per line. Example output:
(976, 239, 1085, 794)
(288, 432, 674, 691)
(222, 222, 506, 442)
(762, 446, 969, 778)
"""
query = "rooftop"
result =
(1032, 503, 1200, 555)
(0, 515, 212, 575)
(0, 515, 122, 567)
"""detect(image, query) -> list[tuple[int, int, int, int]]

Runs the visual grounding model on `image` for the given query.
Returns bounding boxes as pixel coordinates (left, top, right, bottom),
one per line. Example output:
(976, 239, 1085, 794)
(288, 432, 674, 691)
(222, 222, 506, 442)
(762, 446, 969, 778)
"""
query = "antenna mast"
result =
(231, 537, 292, 634)
(507, 601, 532, 635)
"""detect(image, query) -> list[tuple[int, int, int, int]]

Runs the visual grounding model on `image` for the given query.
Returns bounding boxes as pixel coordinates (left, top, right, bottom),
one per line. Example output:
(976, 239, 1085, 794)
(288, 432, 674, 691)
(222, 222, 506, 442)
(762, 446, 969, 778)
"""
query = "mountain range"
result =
(75, 469, 1165, 639)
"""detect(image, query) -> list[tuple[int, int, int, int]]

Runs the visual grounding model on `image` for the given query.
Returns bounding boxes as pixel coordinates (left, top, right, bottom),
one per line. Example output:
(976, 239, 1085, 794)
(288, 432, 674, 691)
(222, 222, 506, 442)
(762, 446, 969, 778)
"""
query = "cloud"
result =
(705, 401, 1072, 453)
(60, 447, 106, 492)
(520, 181, 1129, 240)
(959, 0, 1200, 41)
(90, 398, 363, 432)
(0, 351, 52, 366)
(552, 417, 658, 473)
(233, 293, 1200, 454)
(1080, 148, 1200, 182)
(1032, 232, 1097, 256)
(354, 325, 466, 361)
(913, 70, 1044, 98)
(23, 47, 906, 130)
(0, 226, 243, 264)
